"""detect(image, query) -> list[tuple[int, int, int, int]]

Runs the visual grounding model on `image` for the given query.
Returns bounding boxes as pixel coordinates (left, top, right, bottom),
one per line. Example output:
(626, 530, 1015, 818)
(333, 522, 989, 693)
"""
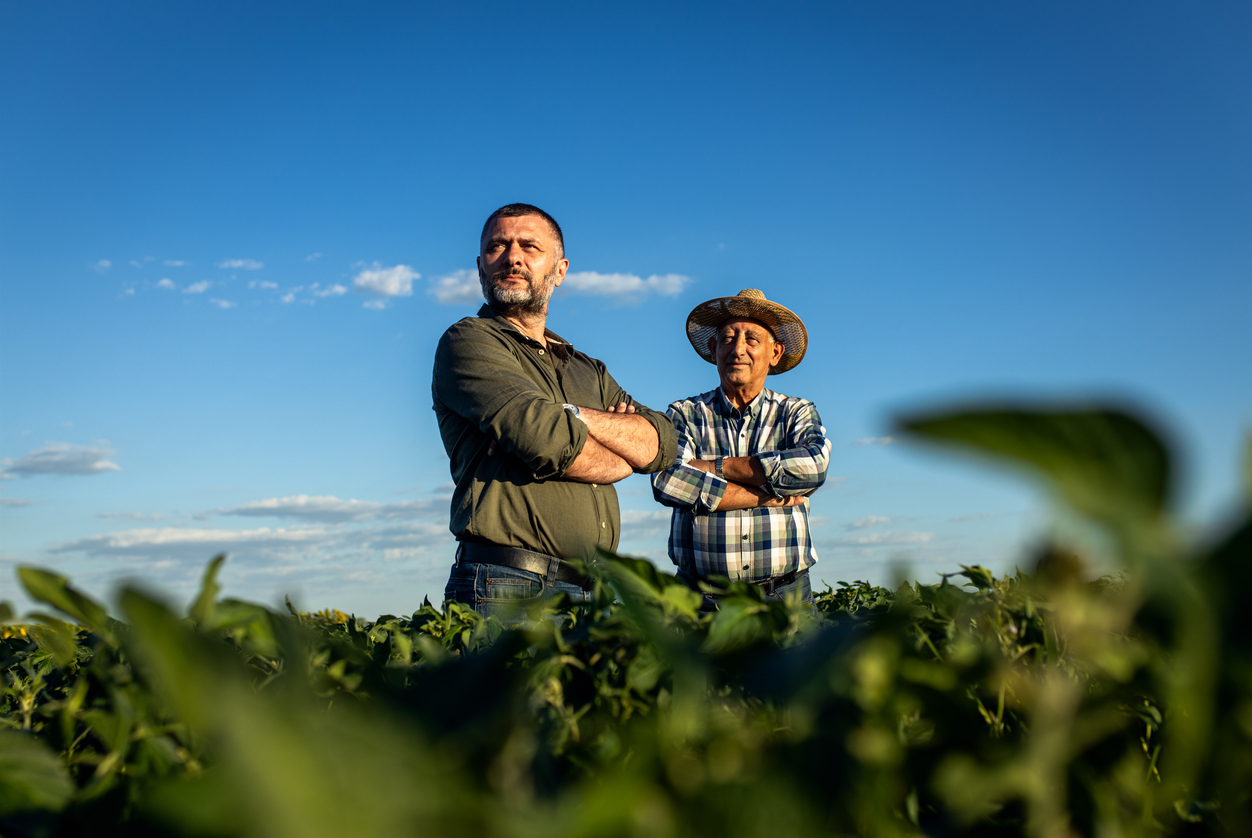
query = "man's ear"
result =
(552, 257, 570, 288)
(707, 336, 717, 356)
(772, 341, 786, 366)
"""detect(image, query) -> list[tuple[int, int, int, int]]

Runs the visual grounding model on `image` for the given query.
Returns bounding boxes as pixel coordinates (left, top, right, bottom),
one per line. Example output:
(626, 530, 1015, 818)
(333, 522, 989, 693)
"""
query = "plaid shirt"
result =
(651, 386, 831, 582)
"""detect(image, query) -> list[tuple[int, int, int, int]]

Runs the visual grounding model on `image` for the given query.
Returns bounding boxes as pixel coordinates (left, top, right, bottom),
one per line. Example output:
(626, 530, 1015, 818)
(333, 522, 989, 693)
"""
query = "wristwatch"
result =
(562, 403, 582, 420)
(715, 456, 724, 479)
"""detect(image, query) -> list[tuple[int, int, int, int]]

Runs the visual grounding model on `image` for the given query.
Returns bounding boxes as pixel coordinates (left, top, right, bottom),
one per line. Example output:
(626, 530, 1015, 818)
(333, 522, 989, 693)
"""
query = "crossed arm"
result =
(562, 403, 656, 483)
(680, 456, 807, 511)
(651, 402, 830, 513)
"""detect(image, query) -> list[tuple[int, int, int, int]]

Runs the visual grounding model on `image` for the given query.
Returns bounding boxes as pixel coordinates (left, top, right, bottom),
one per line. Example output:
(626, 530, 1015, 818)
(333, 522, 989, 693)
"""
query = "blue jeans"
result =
(443, 560, 592, 626)
(679, 568, 814, 612)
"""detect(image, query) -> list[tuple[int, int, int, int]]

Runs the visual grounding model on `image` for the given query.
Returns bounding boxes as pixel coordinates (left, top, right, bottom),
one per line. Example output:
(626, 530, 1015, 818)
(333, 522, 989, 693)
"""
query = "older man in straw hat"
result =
(651, 289, 832, 608)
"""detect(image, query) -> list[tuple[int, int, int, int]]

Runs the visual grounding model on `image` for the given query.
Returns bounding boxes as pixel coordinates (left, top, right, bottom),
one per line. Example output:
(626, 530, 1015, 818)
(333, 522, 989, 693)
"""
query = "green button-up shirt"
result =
(433, 305, 677, 560)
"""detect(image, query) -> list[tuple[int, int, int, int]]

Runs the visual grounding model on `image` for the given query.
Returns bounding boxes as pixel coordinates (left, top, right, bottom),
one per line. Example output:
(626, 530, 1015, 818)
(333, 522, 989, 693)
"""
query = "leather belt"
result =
(680, 566, 805, 593)
(757, 567, 803, 593)
(458, 541, 593, 589)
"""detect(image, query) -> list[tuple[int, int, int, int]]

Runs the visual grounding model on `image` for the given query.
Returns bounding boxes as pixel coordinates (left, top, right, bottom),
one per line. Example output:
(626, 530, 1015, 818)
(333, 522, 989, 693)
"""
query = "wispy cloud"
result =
(280, 291, 297, 304)
(129, 259, 144, 269)
(305, 252, 323, 262)
(855, 437, 896, 447)
(847, 516, 891, 530)
(824, 531, 934, 546)
(156, 278, 176, 290)
(219, 495, 443, 524)
(209, 298, 237, 309)
(163, 260, 189, 267)
(218, 259, 263, 270)
(248, 280, 279, 290)
(90, 259, 111, 273)
(353, 263, 418, 304)
(559, 271, 692, 300)
(311, 283, 347, 298)
(428, 269, 481, 305)
(1, 498, 34, 507)
(1, 443, 120, 479)
(184, 280, 212, 294)
(97, 511, 168, 521)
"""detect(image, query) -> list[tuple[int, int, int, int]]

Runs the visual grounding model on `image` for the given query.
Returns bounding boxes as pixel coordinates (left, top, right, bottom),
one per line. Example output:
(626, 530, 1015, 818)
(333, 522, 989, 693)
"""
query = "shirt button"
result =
(591, 483, 597, 488)
(742, 535, 748, 540)
(601, 521, 606, 528)
(538, 349, 545, 355)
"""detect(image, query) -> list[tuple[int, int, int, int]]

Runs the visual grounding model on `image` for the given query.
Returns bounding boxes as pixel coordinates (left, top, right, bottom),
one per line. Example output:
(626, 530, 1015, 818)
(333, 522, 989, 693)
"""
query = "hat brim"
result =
(685, 296, 808, 374)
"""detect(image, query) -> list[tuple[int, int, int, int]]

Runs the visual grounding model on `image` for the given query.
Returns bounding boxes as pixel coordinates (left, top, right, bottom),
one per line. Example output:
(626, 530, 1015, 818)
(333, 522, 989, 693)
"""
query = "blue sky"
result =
(2, 1, 1249, 617)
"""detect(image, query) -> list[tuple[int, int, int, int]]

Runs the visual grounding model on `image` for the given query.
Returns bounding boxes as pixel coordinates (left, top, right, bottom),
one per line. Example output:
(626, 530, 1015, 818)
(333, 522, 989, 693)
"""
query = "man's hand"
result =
(578, 403, 659, 470)
(483, 402, 635, 459)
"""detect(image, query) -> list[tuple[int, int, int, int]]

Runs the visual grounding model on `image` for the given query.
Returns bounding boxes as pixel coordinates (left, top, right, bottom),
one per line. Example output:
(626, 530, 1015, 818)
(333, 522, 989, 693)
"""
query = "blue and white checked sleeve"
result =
(651, 406, 728, 513)
(755, 400, 831, 497)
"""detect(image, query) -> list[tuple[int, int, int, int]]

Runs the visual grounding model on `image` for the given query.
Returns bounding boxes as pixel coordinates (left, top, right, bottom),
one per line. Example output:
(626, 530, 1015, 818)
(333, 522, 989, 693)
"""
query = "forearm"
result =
(689, 456, 765, 484)
(714, 481, 807, 512)
(563, 435, 633, 484)
(579, 408, 659, 470)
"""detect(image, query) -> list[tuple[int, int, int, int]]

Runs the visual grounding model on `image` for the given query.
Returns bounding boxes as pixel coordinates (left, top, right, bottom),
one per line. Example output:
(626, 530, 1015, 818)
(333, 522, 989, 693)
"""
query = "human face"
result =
(709, 317, 785, 397)
(477, 215, 569, 313)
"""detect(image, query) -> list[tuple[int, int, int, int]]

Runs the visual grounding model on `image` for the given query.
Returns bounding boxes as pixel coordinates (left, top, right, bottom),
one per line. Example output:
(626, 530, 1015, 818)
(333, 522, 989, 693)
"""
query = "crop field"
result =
(2, 406, 1250, 838)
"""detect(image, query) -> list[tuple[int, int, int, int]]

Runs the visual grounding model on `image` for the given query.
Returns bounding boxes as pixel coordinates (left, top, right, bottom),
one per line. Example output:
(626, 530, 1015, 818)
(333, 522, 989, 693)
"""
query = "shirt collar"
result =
(476, 304, 573, 351)
(715, 386, 769, 418)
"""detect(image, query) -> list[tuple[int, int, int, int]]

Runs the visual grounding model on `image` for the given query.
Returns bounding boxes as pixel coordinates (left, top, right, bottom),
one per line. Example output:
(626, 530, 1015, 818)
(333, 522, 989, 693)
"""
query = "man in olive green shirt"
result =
(434, 203, 676, 618)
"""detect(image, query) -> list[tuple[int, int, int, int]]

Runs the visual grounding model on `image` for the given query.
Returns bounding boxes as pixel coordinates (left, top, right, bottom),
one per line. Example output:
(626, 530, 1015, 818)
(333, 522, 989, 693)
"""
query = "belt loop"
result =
(455, 542, 464, 566)
(546, 556, 560, 586)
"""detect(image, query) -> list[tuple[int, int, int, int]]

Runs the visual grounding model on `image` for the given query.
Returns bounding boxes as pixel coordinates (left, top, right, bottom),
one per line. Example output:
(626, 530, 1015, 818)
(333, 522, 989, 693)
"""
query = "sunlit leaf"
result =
(899, 405, 1172, 528)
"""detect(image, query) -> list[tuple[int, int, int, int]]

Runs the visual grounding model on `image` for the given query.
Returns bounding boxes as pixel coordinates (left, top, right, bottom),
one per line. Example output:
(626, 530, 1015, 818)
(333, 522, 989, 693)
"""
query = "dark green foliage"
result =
(1, 404, 1249, 837)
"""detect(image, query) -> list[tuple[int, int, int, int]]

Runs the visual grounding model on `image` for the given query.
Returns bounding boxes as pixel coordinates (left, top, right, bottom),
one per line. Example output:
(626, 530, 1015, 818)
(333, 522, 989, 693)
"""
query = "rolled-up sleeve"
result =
(434, 324, 587, 480)
(755, 400, 831, 496)
(599, 369, 678, 475)
(651, 407, 727, 512)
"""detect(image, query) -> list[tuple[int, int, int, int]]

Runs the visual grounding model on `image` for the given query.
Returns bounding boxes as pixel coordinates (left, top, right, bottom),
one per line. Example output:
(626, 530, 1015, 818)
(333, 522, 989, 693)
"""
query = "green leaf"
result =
(18, 566, 111, 632)
(0, 601, 13, 622)
(0, 731, 74, 816)
(898, 406, 1171, 528)
(188, 554, 226, 626)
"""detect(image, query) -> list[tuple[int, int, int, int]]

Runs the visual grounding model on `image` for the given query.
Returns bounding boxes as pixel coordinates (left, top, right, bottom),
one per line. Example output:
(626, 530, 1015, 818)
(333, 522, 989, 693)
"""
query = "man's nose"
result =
(505, 243, 525, 264)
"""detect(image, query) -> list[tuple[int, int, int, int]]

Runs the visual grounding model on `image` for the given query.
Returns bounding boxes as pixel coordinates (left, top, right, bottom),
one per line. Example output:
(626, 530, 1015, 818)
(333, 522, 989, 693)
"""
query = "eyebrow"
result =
(485, 235, 543, 249)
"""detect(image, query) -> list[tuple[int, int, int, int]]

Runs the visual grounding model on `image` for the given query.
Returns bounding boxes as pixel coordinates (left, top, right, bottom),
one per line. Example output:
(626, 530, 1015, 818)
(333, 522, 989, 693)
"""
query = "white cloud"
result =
(1, 498, 34, 507)
(184, 280, 212, 294)
(164, 260, 189, 267)
(280, 292, 297, 304)
(91, 259, 111, 273)
(219, 495, 443, 524)
(218, 259, 263, 270)
(353, 263, 418, 299)
(312, 283, 347, 298)
(847, 516, 891, 530)
(123, 288, 136, 296)
(363, 299, 388, 310)
(209, 298, 237, 309)
(156, 278, 176, 289)
(1, 443, 120, 479)
(825, 531, 934, 547)
(428, 269, 482, 305)
(97, 511, 167, 521)
(129, 259, 143, 269)
(560, 271, 692, 300)
(258, 281, 278, 290)
(305, 252, 323, 262)
(855, 437, 896, 447)
(52, 525, 333, 560)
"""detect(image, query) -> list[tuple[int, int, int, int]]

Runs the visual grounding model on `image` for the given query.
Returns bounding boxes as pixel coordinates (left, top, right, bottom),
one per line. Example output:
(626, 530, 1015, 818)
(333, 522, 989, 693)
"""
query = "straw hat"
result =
(685, 289, 808, 374)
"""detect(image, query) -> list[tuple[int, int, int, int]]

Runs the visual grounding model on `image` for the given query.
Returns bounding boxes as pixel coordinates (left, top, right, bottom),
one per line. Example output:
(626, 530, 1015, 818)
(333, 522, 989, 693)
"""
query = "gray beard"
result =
(480, 266, 556, 317)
